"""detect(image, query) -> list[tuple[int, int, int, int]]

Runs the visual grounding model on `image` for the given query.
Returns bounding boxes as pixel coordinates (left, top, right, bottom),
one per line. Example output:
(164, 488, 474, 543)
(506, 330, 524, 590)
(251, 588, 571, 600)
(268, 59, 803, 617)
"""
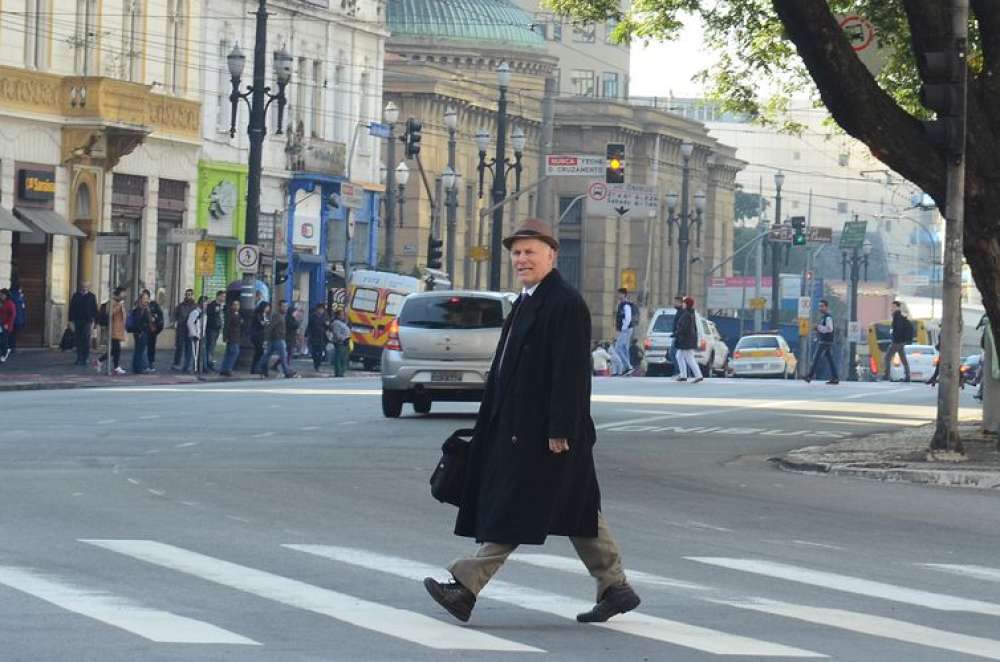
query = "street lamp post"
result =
(395, 161, 409, 232)
(843, 237, 872, 381)
(226, 22, 291, 317)
(770, 170, 785, 327)
(675, 141, 694, 296)
(477, 62, 524, 291)
(444, 107, 459, 279)
(382, 102, 400, 271)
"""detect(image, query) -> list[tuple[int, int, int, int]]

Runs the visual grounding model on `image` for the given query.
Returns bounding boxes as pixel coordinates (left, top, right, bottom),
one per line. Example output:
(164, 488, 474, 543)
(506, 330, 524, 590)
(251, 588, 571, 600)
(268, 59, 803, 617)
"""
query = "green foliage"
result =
(734, 190, 768, 223)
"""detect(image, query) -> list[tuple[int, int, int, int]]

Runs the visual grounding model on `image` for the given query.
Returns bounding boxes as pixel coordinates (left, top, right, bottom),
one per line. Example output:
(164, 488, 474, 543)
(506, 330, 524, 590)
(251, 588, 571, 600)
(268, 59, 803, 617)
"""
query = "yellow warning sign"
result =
(749, 297, 767, 311)
(620, 269, 637, 292)
(468, 245, 490, 262)
(799, 317, 810, 336)
(195, 240, 216, 277)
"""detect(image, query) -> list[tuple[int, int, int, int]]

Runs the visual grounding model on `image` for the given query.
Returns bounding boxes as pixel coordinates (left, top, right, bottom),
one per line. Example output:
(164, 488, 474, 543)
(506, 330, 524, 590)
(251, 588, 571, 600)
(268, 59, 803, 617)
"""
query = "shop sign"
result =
(302, 138, 347, 177)
(17, 169, 55, 203)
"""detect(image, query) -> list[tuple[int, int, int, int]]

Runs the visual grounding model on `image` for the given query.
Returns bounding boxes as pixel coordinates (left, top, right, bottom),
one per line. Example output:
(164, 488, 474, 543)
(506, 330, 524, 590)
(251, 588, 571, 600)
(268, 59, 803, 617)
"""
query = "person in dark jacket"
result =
(285, 303, 302, 364)
(68, 282, 98, 365)
(0, 288, 15, 363)
(250, 301, 270, 373)
(145, 289, 165, 370)
(219, 299, 242, 376)
(130, 291, 153, 375)
(423, 218, 640, 625)
(669, 295, 683, 372)
(803, 299, 839, 384)
(171, 289, 196, 370)
(306, 304, 329, 371)
(673, 296, 702, 382)
(882, 300, 912, 382)
(8, 284, 25, 354)
(204, 290, 226, 372)
(257, 300, 296, 378)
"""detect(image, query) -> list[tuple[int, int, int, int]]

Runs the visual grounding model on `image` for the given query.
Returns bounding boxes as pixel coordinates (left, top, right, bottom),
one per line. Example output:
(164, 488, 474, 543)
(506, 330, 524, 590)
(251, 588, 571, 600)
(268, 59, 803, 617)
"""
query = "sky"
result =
(628, 16, 716, 98)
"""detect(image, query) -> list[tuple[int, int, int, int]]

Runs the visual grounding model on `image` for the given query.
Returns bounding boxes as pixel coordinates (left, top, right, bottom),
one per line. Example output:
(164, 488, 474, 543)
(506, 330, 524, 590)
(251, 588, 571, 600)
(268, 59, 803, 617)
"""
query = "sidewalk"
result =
(773, 421, 1000, 490)
(0, 347, 361, 392)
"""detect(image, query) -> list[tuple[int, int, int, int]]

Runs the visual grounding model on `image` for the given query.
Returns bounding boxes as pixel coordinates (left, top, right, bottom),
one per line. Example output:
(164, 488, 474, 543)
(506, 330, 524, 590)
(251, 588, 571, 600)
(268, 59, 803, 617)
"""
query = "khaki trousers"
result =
(448, 512, 626, 601)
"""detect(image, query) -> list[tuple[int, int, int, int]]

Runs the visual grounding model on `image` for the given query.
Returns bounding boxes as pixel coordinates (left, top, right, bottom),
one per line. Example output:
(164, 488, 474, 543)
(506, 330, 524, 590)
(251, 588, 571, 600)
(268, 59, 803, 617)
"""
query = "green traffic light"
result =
(793, 233, 807, 246)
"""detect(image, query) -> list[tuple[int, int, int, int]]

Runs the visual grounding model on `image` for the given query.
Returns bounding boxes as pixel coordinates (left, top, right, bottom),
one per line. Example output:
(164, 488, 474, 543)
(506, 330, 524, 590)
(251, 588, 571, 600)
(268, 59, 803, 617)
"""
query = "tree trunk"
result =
(983, 328, 1000, 434)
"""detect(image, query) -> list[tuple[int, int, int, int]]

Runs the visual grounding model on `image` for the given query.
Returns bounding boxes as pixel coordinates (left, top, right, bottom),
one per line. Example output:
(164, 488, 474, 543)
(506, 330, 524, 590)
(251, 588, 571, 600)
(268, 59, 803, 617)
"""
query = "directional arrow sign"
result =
(587, 182, 658, 218)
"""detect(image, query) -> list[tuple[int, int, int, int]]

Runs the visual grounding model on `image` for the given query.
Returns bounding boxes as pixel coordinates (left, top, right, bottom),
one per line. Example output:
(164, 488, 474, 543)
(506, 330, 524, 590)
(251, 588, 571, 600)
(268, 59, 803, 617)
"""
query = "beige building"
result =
(0, 0, 202, 346)
(385, 0, 742, 339)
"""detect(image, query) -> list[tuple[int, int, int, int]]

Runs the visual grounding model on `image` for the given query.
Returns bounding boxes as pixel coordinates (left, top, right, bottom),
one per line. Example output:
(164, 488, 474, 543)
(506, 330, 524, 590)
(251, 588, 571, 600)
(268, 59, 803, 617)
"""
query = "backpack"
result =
(97, 302, 110, 327)
(125, 309, 138, 333)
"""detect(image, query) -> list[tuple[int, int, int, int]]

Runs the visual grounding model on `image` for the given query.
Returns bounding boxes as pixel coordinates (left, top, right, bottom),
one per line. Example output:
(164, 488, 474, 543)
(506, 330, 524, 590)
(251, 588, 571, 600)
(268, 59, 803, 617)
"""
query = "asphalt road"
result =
(1, 376, 998, 661)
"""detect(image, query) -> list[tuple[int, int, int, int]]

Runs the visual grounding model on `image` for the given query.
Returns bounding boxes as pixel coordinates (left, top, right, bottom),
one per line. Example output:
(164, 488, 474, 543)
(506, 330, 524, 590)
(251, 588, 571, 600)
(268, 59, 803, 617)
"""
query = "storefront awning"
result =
(13, 207, 85, 237)
(294, 253, 324, 265)
(0, 207, 32, 233)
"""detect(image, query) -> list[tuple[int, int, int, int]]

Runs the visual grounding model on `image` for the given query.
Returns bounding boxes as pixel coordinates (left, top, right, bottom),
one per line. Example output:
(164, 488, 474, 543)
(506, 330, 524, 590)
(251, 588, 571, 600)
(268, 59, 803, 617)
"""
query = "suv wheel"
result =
(701, 353, 713, 378)
(413, 396, 432, 414)
(381, 390, 403, 418)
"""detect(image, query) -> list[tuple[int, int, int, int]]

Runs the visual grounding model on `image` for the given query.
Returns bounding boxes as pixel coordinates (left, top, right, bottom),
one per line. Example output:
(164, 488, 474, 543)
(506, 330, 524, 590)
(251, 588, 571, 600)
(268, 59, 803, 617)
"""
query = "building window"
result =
(572, 23, 595, 43)
(333, 65, 347, 142)
(605, 18, 618, 44)
(122, 0, 142, 81)
(216, 39, 230, 133)
(570, 69, 595, 97)
(295, 56, 308, 133)
(602, 72, 619, 99)
(73, 0, 97, 74)
(837, 201, 848, 214)
(26, 0, 52, 70)
(559, 195, 583, 225)
(558, 238, 581, 290)
(552, 20, 562, 41)
(312, 60, 323, 138)
(532, 15, 548, 39)
(165, 0, 185, 94)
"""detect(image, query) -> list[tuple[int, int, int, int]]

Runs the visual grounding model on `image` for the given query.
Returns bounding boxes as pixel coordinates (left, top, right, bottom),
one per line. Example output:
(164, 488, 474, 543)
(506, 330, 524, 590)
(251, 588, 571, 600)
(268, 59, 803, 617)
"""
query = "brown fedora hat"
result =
(502, 217, 559, 251)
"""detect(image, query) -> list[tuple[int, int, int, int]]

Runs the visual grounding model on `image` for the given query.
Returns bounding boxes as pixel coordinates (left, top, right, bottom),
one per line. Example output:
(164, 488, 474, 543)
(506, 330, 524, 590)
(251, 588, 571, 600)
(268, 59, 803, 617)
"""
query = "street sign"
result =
(797, 296, 812, 318)
(798, 318, 811, 337)
(847, 320, 864, 343)
(468, 245, 490, 262)
(749, 297, 767, 311)
(545, 154, 604, 177)
(167, 227, 206, 244)
(195, 240, 216, 277)
(838, 14, 886, 77)
(620, 269, 637, 292)
(587, 182, 659, 218)
(768, 225, 833, 244)
(839, 220, 868, 250)
(339, 182, 365, 210)
(368, 122, 392, 139)
(402, 243, 418, 256)
(899, 274, 930, 287)
(95, 233, 130, 256)
(235, 243, 260, 273)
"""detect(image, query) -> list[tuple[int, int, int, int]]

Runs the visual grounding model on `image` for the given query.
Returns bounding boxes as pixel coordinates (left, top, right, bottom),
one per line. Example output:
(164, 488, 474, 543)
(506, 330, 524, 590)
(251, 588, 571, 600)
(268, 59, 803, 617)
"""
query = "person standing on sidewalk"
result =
(184, 296, 207, 373)
(144, 289, 165, 371)
(250, 301, 270, 374)
(8, 283, 25, 355)
(0, 288, 15, 363)
(330, 308, 351, 377)
(285, 302, 302, 365)
(673, 296, 702, 382)
(257, 300, 297, 378)
(306, 303, 329, 372)
(803, 299, 839, 384)
(204, 290, 225, 372)
(423, 218, 641, 625)
(882, 300, 913, 382)
(669, 296, 683, 375)
(219, 299, 242, 376)
(96, 287, 128, 375)
(612, 288, 637, 375)
(130, 291, 153, 375)
(171, 289, 196, 371)
(69, 282, 98, 366)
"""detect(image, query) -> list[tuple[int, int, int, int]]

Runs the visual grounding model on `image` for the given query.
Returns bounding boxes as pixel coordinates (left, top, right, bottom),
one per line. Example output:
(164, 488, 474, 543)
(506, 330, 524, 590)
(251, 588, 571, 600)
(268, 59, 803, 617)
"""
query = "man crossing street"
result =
(803, 299, 839, 384)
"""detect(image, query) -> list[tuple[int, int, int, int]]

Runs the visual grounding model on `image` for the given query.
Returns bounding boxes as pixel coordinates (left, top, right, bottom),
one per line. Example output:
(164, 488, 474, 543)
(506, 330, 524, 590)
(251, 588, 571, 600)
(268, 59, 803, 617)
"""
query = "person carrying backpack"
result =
(882, 300, 913, 382)
(613, 288, 639, 375)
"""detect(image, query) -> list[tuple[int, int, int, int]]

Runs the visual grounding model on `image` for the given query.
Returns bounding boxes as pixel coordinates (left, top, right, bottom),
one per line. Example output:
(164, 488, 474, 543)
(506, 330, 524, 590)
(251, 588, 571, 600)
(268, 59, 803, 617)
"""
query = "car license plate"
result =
(751, 363, 764, 370)
(432, 371, 463, 383)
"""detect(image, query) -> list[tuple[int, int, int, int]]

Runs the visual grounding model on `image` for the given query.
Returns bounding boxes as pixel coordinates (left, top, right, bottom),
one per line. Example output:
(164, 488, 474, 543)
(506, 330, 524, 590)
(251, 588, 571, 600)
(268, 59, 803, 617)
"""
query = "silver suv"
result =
(381, 291, 512, 417)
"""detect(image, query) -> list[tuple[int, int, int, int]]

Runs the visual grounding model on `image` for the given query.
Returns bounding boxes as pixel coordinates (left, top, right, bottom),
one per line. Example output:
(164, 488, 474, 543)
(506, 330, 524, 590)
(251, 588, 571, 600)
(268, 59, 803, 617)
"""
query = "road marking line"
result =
(96, 419, 117, 425)
(923, 564, 1000, 583)
(147, 489, 165, 496)
(712, 597, 1000, 661)
(759, 540, 845, 552)
(686, 557, 1000, 616)
(138, 415, 160, 420)
(285, 544, 823, 658)
(175, 442, 198, 448)
(0, 566, 257, 644)
(298, 426, 320, 431)
(769, 413, 929, 426)
(81, 540, 540, 653)
(519, 553, 1000, 660)
(126, 478, 140, 485)
(251, 432, 275, 439)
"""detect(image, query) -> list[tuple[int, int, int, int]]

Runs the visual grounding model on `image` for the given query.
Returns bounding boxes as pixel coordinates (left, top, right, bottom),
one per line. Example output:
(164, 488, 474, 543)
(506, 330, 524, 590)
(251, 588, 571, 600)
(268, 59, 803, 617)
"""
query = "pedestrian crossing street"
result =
(4, 540, 1000, 659)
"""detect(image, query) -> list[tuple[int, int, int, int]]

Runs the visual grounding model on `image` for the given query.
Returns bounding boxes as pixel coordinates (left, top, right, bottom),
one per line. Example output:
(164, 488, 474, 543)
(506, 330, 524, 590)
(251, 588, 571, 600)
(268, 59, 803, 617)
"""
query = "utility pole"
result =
(754, 179, 765, 332)
(770, 171, 785, 327)
(444, 107, 459, 279)
(929, 0, 968, 452)
(676, 142, 693, 295)
(382, 102, 399, 271)
(536, 77, 556, 225)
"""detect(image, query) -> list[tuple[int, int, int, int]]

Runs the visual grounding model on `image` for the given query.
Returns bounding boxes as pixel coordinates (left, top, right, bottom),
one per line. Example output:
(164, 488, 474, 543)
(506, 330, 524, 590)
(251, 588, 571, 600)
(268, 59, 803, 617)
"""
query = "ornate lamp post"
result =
(675, 141, 694, 295)
(382, 101, 400, 269)
(227, 34, 291, 315)
(770, 169, 785, 326)
(395, 161, 409, 230)
(443, 107, 460, 278)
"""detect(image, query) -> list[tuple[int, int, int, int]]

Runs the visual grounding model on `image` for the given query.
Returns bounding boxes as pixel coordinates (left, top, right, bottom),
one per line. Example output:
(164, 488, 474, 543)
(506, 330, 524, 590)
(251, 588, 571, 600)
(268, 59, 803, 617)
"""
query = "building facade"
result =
(0, 0, 203, 346)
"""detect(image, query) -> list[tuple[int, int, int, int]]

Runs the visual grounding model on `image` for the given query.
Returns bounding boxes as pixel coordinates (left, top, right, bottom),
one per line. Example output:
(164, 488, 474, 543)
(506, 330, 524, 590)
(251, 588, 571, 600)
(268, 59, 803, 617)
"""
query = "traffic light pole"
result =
(770, 185, 783, 326)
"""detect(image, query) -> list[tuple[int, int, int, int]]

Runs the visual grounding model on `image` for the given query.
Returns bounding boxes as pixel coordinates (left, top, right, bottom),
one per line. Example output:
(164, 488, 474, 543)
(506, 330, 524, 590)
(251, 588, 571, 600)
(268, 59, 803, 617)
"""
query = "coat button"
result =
(511, 435, 518, 444)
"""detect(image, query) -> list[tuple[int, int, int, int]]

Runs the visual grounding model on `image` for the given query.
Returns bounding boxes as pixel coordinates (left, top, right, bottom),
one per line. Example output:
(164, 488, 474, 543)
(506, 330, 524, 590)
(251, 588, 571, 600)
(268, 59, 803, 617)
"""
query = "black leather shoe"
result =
(423, 577, 475, 622)
(576, 582, 641, 623)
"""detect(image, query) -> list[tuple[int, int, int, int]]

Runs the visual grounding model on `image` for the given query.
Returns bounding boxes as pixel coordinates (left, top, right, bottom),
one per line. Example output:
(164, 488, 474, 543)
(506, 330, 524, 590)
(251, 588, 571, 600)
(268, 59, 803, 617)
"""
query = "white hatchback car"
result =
(888, 344, 938, 382)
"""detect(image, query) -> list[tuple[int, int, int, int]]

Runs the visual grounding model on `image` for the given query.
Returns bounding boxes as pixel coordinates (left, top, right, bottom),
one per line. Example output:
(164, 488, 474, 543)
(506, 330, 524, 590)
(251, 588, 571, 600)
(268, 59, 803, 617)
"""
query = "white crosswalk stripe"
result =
(80, 539, 542, 653)
(0, 566, 258, 645)
(516, 553, 1000, 660)
(923, 563, 1000, 584)
(687, 557, 1000, 616)
(285, 544, 825, 658)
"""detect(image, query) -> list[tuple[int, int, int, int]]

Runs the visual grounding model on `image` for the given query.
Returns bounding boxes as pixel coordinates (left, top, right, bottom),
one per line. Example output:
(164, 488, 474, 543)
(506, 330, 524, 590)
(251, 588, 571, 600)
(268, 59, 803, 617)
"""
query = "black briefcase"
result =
(430, 428, 474, 506)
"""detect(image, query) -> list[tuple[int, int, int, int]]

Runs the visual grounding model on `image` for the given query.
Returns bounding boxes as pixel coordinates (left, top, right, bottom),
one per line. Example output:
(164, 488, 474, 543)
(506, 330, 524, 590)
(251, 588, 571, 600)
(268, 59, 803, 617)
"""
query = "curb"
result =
(0, 370, 366, 393)
(772, 456, 1000, 490)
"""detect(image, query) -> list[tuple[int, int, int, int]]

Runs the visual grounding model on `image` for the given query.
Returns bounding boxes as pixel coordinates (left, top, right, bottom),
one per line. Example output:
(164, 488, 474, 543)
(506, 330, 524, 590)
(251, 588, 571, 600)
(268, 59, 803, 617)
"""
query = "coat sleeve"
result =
(547, 295, 591, 440)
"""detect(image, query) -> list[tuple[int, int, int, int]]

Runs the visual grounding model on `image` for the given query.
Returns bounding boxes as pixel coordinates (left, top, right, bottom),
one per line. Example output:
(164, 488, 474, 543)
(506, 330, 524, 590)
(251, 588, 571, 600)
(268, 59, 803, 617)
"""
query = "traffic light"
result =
(605, 143, 625, 184)
(405, 118, 422, 158)
(918, 46, 964, 157)
(790, 215, 807, 246)
(275, 260, 288, 285)
(427, 236, 443, 270)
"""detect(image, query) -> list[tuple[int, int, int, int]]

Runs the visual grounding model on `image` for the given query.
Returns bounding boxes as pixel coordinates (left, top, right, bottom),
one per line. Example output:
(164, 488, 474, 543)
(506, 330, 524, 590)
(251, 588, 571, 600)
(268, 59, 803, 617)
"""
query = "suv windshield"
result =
(651, 311, 676, 333)
(737, 336, 780, 349)
(399, 296, 504, 329)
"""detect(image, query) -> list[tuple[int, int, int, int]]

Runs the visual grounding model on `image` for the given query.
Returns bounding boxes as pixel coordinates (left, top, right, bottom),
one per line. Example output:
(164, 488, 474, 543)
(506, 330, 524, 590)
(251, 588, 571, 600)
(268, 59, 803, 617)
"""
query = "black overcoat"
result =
(454, 269, 601, 545)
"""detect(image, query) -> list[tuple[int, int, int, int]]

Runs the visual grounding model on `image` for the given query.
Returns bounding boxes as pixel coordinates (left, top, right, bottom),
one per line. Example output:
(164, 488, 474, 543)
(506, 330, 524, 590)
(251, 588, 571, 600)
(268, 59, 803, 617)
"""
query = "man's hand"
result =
(548, 438, 570, 454)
